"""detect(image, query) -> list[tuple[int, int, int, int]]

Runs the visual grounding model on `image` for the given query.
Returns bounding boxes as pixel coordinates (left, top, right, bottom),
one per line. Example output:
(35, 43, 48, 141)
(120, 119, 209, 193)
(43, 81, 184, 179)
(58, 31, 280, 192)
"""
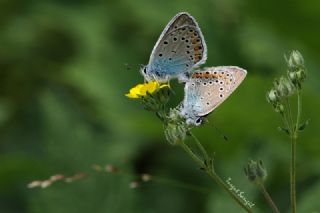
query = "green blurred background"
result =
(1, 0, 319, 212)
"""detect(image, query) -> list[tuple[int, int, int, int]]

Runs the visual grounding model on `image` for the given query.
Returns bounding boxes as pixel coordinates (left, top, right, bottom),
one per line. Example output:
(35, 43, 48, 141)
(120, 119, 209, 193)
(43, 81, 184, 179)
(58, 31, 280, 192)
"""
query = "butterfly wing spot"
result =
(173, 37, 177, 41)
(219, 87, 224, 91)
(159, 53, 163, 57)
(164, 41, 168, 45)
(219, 94, 223, 98)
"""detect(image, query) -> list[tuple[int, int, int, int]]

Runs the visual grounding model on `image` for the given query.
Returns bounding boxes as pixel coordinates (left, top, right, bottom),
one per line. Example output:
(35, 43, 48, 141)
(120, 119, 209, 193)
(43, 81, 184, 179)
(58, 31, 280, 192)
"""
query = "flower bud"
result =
(273, 77, 295, 98)
(164, 108, 189, 145)
(277, 104, 284, 113)
(164, 123, 187, 145)
(288, 71, 297, 82)
(274, 103, 284, 114)
(287, 50, 304, 71)
(266, 89, 278, 103)
(244, 160, 267, 184)
(297, 70, 306, 80)
(287, 69, 306, 89)
(285, 50, 307, 89)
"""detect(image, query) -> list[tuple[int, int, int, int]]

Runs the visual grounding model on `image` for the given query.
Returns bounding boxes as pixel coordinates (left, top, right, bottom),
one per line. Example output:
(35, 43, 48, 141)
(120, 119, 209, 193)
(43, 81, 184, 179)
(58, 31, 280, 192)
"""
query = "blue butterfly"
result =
(141, 12, 207, 82)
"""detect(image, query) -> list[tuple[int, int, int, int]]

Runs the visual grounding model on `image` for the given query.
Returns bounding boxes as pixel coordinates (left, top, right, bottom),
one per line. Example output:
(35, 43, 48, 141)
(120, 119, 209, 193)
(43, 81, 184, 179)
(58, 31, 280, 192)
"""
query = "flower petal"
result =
(125, 93, 139, 99)
(145, 82, 158, 94)
(125, 84, 145, 99)
(126, 81, 169, 100)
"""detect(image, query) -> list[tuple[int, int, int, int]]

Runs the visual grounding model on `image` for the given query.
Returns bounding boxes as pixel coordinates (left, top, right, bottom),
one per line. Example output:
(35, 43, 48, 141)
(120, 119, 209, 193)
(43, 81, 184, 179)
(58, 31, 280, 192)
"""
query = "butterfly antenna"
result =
(203, 119, 228, 141)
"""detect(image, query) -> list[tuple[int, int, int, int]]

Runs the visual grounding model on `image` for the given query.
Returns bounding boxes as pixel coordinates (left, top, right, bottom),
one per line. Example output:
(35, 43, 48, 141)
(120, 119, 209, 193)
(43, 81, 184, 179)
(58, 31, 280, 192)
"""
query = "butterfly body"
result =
(180, 66, 247, 126)
(141, 12, 207, 82)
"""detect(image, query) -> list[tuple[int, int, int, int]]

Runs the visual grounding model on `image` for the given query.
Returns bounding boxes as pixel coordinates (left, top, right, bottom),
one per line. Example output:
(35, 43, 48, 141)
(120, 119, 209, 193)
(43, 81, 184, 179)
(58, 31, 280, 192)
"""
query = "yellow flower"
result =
(126, 81, 169, 99)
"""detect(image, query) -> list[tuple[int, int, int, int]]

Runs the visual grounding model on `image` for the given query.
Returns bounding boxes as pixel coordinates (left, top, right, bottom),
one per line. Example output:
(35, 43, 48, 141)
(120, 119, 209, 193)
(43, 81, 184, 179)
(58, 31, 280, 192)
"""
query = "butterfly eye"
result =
(195, 117, 203, 125)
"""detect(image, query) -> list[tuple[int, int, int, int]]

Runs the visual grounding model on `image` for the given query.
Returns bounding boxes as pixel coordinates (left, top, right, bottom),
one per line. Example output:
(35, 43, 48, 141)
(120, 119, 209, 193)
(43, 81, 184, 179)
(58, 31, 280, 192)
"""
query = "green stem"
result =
(280, 110, 291, 135)
(178, 141, 205, 167)
(189, 132, 210, 164)
(290, 91, 301, 213)
(178, 141, 253, 213)
(290, 135, 296, 213)
(258, 183, 281, 213)
(295, 91, 302, 135)
(207, 170, 254, 213)
(286, 98, 294, 132)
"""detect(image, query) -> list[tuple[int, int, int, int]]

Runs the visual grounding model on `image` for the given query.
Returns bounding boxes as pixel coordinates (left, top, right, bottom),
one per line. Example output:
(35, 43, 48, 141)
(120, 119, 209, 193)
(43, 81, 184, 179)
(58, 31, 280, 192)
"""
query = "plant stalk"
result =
(189, 132, 210, 163)
(290, 91, 301, 213)
(178, 141, 253, 213)
(207, 170, 254, 213)
(258, 183, 281, 213)
(290, 135, 296, 213)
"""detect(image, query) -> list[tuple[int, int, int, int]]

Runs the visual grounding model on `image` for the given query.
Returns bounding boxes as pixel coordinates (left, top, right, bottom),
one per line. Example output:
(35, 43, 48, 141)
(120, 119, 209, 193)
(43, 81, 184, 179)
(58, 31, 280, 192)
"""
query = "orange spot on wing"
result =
(192, 73, 222, 79)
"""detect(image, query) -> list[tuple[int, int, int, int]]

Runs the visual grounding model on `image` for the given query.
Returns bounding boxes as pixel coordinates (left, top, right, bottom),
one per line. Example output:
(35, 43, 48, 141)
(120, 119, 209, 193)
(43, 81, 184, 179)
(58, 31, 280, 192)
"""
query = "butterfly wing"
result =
(147, 12, 207, 81)
(181, 66, 247, 125)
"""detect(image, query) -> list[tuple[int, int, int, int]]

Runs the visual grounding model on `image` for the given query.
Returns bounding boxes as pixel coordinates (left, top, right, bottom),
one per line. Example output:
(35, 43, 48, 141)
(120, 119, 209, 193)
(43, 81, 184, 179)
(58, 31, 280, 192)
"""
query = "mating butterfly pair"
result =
(141, 12, 247, 126)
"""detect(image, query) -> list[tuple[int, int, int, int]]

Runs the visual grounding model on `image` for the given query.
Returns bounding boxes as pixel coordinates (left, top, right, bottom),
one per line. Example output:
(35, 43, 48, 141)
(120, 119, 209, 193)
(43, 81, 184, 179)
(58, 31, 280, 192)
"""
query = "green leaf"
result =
(277, 126, 290, 135)
(298, 119, 310, 131)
